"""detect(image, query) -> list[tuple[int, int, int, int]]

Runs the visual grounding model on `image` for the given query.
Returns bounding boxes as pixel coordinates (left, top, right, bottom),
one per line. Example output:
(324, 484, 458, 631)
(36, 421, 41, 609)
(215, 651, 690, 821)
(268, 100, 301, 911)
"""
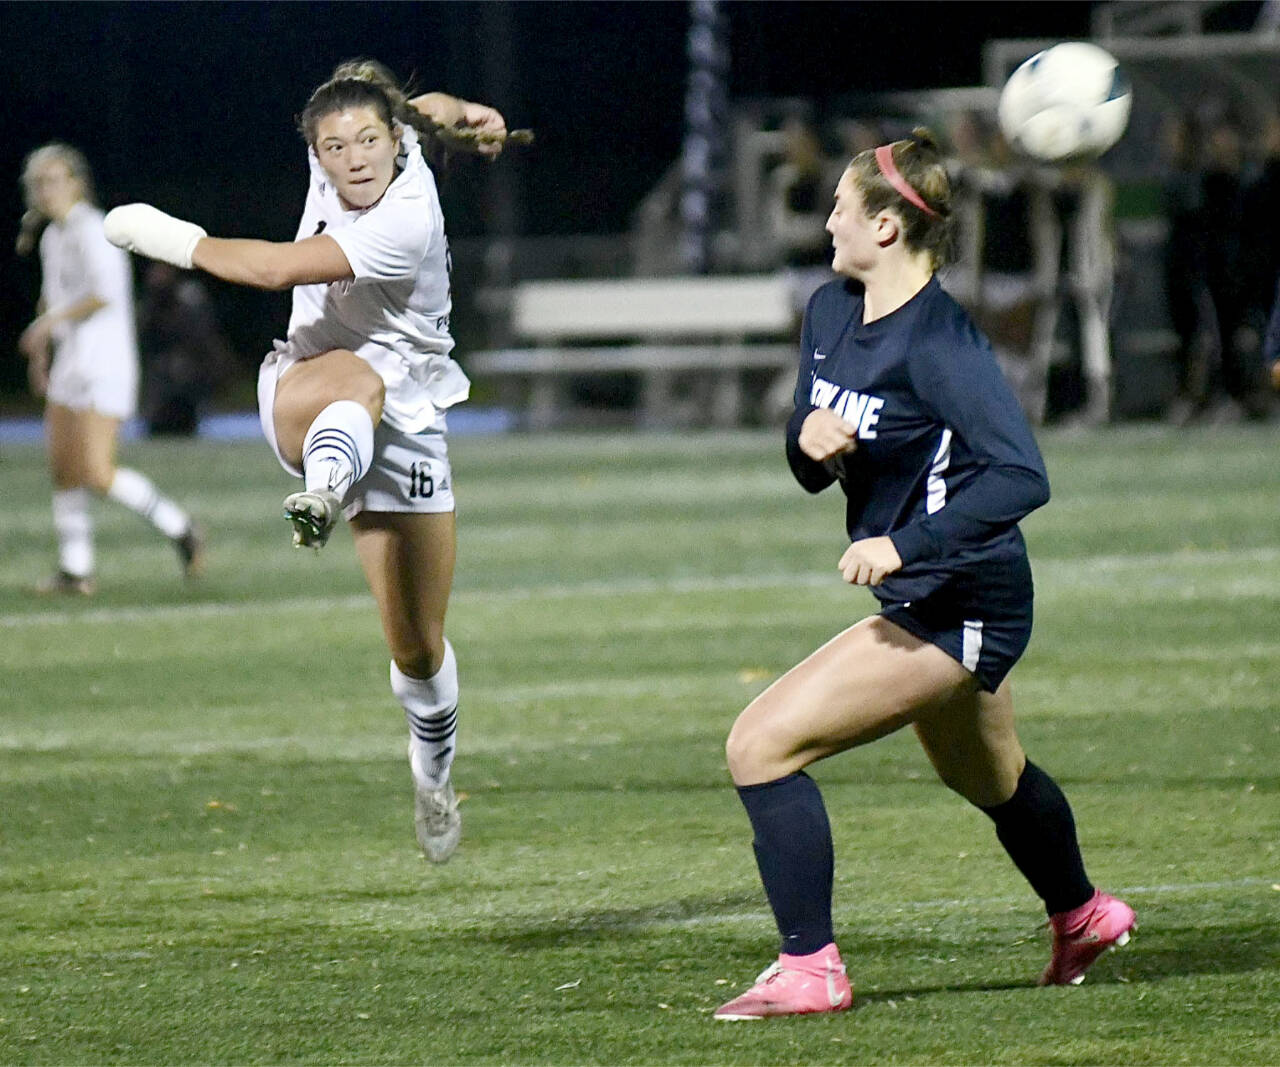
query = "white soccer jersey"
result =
(285, 126, 470, 434)
(39, 201, 139, 417)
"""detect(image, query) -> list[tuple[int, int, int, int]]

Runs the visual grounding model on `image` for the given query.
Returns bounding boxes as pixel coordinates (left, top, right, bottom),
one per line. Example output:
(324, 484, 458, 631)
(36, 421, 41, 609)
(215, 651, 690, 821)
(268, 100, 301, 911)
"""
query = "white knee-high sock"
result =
(52, 488, 94, 577)
(108, 468, 190, 539)
(302, 401, 375, 501)
(392, 640, 459, 791)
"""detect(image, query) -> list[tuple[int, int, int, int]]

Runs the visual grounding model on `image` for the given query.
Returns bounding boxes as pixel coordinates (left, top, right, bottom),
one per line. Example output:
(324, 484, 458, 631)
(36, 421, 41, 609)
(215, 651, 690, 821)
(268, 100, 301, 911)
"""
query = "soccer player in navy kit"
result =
(715, 130, 1135, 1020)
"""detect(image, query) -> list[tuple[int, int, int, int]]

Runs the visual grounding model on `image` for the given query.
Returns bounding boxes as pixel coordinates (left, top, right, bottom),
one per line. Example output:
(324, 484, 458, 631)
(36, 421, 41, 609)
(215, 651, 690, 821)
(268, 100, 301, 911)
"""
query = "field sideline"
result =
(1, 425, 1277, 1065)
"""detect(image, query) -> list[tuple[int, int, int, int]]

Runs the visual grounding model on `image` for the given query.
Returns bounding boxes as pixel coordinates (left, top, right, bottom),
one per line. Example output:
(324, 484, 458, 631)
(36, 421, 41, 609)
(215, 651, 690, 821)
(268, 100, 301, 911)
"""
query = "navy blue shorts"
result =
(879, 557, 1034, 693)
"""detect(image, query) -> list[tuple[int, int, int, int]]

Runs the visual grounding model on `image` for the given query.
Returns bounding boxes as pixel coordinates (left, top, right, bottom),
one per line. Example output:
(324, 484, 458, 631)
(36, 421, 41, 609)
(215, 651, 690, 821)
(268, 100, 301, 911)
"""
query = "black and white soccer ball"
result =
(997, 42, 1132, 163)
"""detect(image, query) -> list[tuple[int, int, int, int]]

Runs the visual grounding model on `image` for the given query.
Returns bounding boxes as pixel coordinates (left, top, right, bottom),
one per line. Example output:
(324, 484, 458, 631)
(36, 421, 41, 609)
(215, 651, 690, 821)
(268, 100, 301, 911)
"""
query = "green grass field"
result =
(1, 424, 1277, 1066)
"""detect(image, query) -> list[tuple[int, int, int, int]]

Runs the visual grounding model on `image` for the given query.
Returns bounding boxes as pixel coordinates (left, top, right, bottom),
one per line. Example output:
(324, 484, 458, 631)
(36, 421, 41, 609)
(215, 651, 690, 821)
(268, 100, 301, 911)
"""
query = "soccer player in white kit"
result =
(17, 143, 204, 595)
(103, 63, 510, 864)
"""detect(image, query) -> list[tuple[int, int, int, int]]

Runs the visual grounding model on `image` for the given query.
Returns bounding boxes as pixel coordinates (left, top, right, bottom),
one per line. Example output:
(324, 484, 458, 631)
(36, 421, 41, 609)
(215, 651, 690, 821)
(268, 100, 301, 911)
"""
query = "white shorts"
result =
(257, 350, 455, 519)
(342, 422, 455, 520)
(47, 348, 138, 419)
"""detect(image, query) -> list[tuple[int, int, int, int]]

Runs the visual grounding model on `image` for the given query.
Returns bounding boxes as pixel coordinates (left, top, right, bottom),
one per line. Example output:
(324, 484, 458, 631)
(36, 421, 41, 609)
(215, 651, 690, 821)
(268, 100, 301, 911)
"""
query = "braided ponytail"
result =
(302, 59, 529, 170)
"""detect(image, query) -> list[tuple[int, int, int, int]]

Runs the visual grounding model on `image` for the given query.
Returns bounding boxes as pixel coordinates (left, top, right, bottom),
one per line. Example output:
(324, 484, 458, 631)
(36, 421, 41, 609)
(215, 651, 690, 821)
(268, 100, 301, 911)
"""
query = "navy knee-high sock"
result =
(736, 771, 835, 956)
(979, 760, 1094, 916)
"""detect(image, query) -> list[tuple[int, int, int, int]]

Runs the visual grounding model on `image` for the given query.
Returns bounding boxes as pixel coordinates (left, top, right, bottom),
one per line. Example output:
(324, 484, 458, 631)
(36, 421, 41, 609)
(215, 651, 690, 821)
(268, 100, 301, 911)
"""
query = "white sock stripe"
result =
(304, 428, 365, 481)
(302, 402, 375, 495)
(407, 705, 458, 728)
(407, 710, 458, 741)
(410, 727, 457, 744)
(408, 727, 458, 744)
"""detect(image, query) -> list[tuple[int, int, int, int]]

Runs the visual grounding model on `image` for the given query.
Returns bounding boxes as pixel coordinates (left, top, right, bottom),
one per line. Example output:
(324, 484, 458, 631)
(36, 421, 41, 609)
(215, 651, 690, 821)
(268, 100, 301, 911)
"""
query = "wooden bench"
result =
(467, 274, 798, 429)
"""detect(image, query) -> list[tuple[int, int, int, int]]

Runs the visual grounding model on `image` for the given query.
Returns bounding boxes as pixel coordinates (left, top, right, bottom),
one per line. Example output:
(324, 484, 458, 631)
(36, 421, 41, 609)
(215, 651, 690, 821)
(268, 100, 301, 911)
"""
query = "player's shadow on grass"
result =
(467, 889, 770, 950)
(1116, 921, 1279, 983)
(853, 920, 1280, 1002)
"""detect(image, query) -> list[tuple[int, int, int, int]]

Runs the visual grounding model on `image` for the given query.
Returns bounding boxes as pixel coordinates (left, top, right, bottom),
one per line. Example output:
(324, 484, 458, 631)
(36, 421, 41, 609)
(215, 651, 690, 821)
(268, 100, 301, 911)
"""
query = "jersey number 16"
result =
(408, 462, 435, 499)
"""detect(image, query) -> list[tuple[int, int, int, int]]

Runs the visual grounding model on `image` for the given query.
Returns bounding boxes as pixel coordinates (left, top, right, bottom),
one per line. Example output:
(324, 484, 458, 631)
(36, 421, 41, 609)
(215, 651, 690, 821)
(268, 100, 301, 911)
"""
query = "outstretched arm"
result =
(105, 204, 354, 290)
(410, 93, 523, 158)
(191, 234, 352, 290)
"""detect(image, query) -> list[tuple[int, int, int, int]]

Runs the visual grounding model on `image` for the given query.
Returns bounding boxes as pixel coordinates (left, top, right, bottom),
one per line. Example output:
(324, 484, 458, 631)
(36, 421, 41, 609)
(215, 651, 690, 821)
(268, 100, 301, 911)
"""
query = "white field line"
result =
(95, 876, 1275, 932)
(3, 543, 1279, 631)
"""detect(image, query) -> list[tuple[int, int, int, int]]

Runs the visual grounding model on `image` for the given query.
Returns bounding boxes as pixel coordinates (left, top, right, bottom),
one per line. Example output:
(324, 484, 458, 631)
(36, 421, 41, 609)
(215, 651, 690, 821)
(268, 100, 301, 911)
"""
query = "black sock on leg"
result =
(979, 760, 1094, 915)
(736, 770, 835, 956)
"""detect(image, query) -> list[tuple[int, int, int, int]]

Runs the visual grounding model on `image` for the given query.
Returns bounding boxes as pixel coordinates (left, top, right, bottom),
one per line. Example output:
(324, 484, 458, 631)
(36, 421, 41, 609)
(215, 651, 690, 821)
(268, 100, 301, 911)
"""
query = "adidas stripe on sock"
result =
(391, 640, 459, 791)
(302, 401, 374, 500)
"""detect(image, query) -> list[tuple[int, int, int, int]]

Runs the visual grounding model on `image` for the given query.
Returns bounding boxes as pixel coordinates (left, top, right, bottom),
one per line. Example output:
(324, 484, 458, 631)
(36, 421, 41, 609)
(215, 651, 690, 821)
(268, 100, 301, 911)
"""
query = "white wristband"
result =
(103, 203, 207, 270)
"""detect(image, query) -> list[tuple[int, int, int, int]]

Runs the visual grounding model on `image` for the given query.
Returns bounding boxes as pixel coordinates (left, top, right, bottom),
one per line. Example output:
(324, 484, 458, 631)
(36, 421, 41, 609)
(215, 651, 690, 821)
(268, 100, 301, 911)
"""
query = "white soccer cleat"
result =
(414, 779, 461, 864)
(282, 489, 340, 550)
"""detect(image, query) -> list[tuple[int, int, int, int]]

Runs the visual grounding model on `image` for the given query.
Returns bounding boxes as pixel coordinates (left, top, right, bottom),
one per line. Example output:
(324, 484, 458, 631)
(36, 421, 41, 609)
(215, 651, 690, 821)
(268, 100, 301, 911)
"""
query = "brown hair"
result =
(847, 127, 954, 268)
(299, 69, 406, 146)
(16, 142, 95, 255)
(299, 58, 511, 168)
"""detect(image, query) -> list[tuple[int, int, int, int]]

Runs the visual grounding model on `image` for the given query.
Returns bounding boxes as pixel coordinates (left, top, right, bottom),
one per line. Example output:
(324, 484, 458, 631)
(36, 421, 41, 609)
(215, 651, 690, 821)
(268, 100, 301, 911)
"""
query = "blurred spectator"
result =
(1252, 116, 1280, 401)
(1035, 160, 1117, 426)
(765, 116, 830, 269)
(943, 108, 1115, 426)
(947, 115, 1044, 411)
(1238, 115, 1280, 418)
(1262, 274, 1280, 392)
(1177, 113, 1272, 421)
(942, 114, 1063, 424)
(1159, 111, 1218, 423)
(765, 115, 837, 332)
(1241, 116, 1280, 323)
(833, 117, 883, 160)
(1200, 118, 1250, 416)
(137, 261, 234, 436)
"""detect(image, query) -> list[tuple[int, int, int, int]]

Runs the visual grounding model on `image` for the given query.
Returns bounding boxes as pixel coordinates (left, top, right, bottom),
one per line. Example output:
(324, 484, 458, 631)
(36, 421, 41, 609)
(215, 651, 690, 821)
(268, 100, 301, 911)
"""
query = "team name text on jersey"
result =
(809, 376, 885, 438)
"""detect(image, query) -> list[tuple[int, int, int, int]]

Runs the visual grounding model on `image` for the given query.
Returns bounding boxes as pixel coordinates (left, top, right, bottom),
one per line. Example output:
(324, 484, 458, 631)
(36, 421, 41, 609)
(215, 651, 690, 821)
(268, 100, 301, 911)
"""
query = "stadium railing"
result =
(466, 273, 796, 430)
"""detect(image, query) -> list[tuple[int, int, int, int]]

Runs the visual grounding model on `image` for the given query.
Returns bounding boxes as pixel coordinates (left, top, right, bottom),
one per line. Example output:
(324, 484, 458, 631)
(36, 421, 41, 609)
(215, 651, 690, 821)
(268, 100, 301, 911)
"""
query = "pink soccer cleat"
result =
(1040, 889, 1136, 986)
(714, 943, 853, 1020)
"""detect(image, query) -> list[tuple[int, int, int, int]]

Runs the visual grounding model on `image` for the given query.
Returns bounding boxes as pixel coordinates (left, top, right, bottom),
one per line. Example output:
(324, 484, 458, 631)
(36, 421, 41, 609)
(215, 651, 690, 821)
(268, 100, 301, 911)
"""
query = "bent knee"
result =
(357, 372, 386, 420)
(725, 719, 792, 785)
(391, 634, 446, 679)
(329, 351, 385, 418)
(82, 466, 115, 495)
(934, 761, 1023, 808)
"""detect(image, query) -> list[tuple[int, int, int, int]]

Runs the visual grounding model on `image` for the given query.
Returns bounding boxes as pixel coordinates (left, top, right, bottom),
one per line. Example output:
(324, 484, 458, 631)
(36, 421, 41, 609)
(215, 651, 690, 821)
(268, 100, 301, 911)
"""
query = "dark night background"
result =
(2, 1, 1111, 407)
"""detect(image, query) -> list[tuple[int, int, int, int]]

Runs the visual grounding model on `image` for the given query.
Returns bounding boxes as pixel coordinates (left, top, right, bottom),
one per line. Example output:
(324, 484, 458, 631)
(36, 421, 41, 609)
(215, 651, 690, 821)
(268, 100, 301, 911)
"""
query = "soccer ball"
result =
(997, 42, 1132, 162)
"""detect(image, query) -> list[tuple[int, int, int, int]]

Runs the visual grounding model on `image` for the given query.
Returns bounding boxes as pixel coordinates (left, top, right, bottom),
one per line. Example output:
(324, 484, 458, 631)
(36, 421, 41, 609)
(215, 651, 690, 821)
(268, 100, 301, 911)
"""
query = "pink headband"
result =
(874, 144, 939, 218)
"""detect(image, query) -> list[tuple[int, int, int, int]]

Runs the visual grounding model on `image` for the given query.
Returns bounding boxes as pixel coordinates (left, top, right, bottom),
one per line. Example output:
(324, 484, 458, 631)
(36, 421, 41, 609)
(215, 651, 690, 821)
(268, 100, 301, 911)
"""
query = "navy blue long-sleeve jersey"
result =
(786, 275, 1051, 605)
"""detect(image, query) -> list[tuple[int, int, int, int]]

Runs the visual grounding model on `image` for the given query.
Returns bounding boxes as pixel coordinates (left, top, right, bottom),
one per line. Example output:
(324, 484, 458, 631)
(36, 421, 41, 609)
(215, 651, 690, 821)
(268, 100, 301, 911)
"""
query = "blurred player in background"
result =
(103, 61, 510, 864)
(714, 130, 1135, 1021)
(137, 261, 235, 437)
(17, 143, 204, 595)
